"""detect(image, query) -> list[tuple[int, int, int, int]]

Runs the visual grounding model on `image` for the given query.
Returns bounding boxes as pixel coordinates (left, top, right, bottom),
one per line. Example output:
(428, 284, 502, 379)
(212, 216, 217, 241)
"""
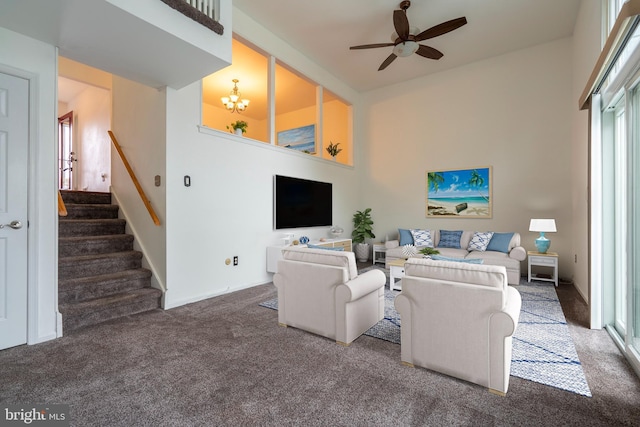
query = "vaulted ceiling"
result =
(233, 0, 582, 93)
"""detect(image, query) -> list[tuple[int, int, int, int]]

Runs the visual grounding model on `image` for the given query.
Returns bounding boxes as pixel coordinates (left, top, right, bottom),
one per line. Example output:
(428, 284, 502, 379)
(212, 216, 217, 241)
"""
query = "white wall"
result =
(0, 27, 59, 343)
(362, 39, 574, 280)
(158, 6, 364, 309)
(164, 83, 360, 308)
(571, 0, 602, 303)
(111, 76, 167, 294)
(62, 85, 111, 192)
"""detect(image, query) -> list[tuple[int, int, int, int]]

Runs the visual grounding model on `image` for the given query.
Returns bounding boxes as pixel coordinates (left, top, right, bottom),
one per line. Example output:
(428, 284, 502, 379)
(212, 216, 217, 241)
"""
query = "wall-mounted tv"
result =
(274, 175, 332, 229)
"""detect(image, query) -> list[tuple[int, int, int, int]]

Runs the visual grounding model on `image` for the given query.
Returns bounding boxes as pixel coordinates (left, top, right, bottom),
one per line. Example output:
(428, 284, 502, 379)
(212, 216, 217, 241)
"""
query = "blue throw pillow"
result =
(485, 232, 514, 253)
(437, 230, 463, 248)
(431, 255, 484, 264)
(307, 243, 344, 251)
(398, 228, 414, 246)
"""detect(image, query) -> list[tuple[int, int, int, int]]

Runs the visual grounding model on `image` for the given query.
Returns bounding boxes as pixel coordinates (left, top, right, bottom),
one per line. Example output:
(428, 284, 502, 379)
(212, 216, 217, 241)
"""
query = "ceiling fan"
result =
(350, 0, 467, 71)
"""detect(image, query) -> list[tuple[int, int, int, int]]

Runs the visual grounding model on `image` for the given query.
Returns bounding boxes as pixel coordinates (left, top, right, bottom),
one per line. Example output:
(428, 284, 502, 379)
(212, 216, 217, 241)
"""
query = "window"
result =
(612, 96, 627, 336)
(322, 90, 350, 162)
(604, 0, 640, 84)
(274, 61, 317, 153)
(201, 37, 353, 165)
(607, 0, 626, 36)
(202, 38, 269, 143)
(596, 15, 640, 375)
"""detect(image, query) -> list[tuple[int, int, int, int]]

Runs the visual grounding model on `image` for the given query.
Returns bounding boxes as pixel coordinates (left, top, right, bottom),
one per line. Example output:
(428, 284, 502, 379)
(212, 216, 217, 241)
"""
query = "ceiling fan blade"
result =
(416, 45, 444, 60)
(393, 10, 410, 40)
(415, 17, 467, 42)
(378, 53, 398, 71)
(350, 43, 395, 50)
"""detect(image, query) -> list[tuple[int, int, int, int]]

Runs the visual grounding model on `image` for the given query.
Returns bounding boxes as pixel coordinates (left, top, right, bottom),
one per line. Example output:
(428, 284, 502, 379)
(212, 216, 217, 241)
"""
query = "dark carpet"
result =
(1, 278, 639, 426)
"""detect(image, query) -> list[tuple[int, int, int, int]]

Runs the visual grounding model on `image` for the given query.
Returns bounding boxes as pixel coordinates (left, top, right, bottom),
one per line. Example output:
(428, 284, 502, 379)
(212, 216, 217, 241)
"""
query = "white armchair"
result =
(394, 258, 522, 395)
(273, 246, 386, 345)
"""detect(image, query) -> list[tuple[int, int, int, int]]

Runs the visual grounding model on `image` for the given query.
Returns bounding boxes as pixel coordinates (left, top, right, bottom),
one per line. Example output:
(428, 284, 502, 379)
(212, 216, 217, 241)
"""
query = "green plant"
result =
(326, 141, 342, 157)
(226, 120, 248, 134)
(351, 208, 375, 244)
(419, 247, 441, 256)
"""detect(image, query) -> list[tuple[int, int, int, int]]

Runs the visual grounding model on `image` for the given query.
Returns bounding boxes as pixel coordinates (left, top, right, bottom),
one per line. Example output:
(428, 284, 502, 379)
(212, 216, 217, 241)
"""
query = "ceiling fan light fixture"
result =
(349, 0, 467, 71)
(390, 26, 420, 42)
(393, 41, 418, 57)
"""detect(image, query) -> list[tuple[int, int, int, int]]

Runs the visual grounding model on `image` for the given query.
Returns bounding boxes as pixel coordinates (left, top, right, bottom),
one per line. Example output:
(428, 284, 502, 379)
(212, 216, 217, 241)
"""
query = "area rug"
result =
(260, 267, 592, 397)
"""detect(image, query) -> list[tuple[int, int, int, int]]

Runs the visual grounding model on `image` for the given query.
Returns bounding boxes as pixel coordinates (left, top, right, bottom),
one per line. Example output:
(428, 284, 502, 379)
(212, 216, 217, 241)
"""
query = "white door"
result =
(0, 72, 29, 350)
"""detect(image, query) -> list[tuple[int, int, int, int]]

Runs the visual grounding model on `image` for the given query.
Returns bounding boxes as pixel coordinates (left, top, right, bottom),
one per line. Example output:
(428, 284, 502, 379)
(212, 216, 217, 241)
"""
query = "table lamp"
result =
(529, 219, 557, 254)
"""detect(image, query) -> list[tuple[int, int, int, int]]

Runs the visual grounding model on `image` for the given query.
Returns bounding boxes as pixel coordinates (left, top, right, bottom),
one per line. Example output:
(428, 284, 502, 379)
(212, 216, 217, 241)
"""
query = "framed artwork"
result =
(426, 167, 492, 218)
(277, 124, 316, 153)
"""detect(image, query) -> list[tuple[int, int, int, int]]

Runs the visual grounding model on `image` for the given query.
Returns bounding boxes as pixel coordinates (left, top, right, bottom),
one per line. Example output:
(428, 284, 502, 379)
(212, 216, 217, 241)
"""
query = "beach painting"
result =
(426, 167, 492, 217)
(277, 124, 316, 153)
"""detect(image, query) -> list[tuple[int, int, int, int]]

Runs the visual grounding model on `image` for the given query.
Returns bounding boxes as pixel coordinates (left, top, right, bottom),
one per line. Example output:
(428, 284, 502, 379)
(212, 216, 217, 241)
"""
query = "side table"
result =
(527, 251, 558, 287)
(388, 258, 406, 291)
(372, 242, 387, 265)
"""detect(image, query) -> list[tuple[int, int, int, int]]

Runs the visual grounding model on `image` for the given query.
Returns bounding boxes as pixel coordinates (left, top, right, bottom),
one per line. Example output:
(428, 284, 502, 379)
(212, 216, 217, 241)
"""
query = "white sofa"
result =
(273, 246, 386, 345)
(385, 229, 526, 285)
(394, 258, 522, 395)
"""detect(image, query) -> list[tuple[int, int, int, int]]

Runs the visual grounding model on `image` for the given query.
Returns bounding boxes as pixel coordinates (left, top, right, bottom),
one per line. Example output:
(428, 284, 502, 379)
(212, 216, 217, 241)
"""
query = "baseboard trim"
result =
(164, 281, 271, 310)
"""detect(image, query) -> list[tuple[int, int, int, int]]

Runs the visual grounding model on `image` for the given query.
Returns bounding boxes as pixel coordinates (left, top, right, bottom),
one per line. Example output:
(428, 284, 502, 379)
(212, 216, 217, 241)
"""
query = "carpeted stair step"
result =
(59, 190, 111, 205)
(59, 234, 134, 257)
(59, 218, 126, 237)
(59, 251, 143, 280)
(58, 190, 163, 334)
(64, 203, 120, 219)
(60, 288, 162, 333)
(59, 269, 153, 304)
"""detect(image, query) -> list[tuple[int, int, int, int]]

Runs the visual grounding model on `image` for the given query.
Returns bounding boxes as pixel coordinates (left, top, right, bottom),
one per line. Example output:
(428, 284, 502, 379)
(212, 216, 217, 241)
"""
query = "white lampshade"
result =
(529, 219, 557, 233)
(393, 41, 419, 57)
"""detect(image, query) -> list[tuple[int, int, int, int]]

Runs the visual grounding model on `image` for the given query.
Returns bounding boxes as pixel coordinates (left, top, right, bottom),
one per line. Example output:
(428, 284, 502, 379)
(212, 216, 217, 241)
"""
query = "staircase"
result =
(58, 190, 162, 333)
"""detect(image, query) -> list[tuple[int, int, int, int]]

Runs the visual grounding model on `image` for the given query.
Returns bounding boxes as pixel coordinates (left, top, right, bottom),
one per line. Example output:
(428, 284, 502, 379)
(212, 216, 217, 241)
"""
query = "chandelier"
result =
(221, 79, 250, 113)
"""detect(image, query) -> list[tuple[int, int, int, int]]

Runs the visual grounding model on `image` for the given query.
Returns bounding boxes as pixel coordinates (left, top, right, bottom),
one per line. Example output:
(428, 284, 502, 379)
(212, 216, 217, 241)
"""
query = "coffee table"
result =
(388, 258, 406, 291)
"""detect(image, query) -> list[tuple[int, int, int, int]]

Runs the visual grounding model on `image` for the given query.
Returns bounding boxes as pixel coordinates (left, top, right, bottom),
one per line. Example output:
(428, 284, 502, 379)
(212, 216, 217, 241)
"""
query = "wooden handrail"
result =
(58, 191, 68, 216)
(108, 130, 161, 226)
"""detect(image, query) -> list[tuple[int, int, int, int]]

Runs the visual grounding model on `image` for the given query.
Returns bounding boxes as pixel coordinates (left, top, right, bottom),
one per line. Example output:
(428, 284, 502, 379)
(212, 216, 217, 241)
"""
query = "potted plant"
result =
(351, 208, 375, 262)
(419, 247, 440, 256)
(326, 141, 342, 159)
(227, 120, 248, 135)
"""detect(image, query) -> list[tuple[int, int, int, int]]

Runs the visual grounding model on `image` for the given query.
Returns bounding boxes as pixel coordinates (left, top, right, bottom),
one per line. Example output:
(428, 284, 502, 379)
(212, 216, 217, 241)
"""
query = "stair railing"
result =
(58, 191, 68, 216)
(159, 0, 223, 35)
(108, 131, 161, 226)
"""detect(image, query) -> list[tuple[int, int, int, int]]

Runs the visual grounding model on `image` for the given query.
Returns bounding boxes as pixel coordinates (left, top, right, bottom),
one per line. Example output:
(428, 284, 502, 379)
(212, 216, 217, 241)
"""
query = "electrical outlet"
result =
(233, 256, 238, 266)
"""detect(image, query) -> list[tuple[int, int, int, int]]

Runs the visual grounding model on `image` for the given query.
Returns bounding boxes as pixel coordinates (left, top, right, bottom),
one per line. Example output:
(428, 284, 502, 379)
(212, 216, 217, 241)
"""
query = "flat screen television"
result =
(274, 175, 332, 229)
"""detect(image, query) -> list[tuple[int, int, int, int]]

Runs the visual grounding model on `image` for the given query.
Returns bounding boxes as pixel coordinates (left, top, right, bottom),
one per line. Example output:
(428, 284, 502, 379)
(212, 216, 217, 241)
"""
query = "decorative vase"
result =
(234, 128, 243, 136)
(329, 226, 343, 238)
(354, 243, 370, 262)
(535, 232, 550, 253)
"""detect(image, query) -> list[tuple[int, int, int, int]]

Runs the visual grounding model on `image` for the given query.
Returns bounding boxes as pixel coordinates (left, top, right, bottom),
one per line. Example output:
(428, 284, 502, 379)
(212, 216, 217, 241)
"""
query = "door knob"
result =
(0, 220, 22, 229)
